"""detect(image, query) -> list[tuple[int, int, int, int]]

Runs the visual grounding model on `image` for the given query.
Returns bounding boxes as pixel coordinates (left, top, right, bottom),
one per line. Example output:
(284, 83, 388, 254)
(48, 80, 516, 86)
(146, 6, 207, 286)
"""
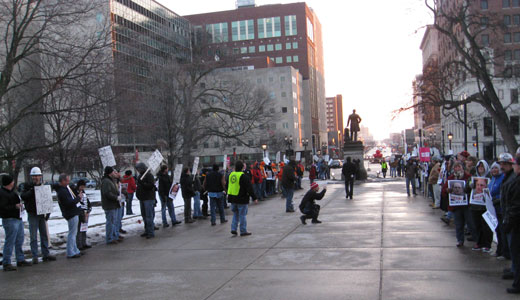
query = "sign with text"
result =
(276, 152, 281, 163)
(35, 185, 53, 215)
(192, 157, 200, 176)
(169, 164, 183, 199)
(448, 180, 468, 206)
(147, 150, 164, 174)
(469, 177, 490, 206)
(482, 211, 498, 231)
(419, 147, 431, 162)
(98, 146, 116, 169)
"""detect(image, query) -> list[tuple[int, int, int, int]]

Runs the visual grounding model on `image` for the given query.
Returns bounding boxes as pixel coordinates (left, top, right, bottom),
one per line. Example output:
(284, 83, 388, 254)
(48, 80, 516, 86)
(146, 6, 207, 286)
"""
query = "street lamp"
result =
(261, 144, 267, 159)
(448, 132, 453, 151)
(473, 122, 479, 158)
(302, 138, 309, 165)
(284, 135, 293, 157)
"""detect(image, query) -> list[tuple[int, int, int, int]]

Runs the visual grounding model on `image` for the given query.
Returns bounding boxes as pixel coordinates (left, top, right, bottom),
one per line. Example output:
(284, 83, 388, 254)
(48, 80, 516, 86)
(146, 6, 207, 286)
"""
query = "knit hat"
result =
(460, 151, 470, 158)
(2, 174, 14, 186)
(310, 182, 319, 190)
(104, 166, 114, 176)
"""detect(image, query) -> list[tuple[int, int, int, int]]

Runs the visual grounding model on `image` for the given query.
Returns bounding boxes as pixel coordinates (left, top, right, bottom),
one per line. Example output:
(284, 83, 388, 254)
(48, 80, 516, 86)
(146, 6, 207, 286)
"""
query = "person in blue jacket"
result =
(489, 162, 507, 259)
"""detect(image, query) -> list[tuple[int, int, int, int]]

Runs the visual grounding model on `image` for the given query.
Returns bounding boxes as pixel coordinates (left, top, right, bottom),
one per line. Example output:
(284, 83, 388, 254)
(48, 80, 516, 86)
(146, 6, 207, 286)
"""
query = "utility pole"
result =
(463, 103, 468, 151)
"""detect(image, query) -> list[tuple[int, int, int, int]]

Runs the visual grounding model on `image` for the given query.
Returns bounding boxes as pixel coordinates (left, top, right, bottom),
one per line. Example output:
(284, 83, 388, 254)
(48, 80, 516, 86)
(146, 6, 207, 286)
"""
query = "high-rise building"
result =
(184, 2, 327, 153)
(326, 94, 343, 152)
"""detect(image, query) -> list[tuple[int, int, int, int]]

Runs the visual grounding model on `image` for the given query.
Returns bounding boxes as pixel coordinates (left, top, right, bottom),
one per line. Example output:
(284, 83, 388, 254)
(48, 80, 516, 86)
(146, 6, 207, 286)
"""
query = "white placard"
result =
(98, 146, 116, 168)
(276, 152, 281, 163)
(147, 150, 164, 173)
(448, 180, 468, 206)
(324, 155, 330, 162)
(482, 211, 498, 231)
(35, 185, 53, 215)
(329, 158, 333, 165)
(80, 222, 88, 232)
(172, 164, 183, 185)
(192, 157, 200, 176)
(313, 155, 319, 162)
(263, 157, 270, 165)
(169, 183, 179, 200)
(223, 155, 228, 171)
(470, 177, 489, 206)
(483, 188, 496, 217)
(295, 152, 301, 161)
(469, 191, 485, 206)
(20, 203, 26, 218)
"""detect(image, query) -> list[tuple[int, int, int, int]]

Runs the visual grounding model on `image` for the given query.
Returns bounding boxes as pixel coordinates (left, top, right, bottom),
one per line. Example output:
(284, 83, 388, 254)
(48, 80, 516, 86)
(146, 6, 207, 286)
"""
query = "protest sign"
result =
(98, 146, 116, 169)
(169, 164, 183, 199)
(141, 150, 164, 179)
(276, 152, 281, 163)
(192, 157, 200, 176)
(223, 155, 228, 171)
(263, 157, 270, 165)
(35, 185, 53, 215)
(419, 147, 431, 162)
(482, 211, 498, 231)
(448, 180, 468, 206)
(469, 177, 489, 206)
(295, 152, 301, 161)
(80, 222, 88, 232)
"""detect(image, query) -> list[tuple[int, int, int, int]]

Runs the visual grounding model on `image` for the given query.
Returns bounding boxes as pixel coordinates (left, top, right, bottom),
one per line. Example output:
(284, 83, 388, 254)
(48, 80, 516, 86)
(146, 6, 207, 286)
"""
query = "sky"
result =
(158, 0, 434, 141)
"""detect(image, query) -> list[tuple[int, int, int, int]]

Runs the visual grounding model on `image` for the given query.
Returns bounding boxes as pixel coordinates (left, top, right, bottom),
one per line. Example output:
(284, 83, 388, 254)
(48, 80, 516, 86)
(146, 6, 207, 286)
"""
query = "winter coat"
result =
(0, 187, 22, 219)
(121, 175, 137, 194)
(428, 162, 441, 185)
(405, 161, 418, 179)
(299, 189, 326, 214)
(101, 176, 120, 210)
(281, 165, 296, 189)
(489, 173, 505, 207)
(21, 183, 49, 216)
(503, 175, 520, 231)
(55, 185, 83, 220)
(204, 171, 224, 193)
(157, 172, 172, 196)
(501, 170, 518, 226)
(342, 161, 356, 180)
(180, 173, 195, 199)
(309, 165, 317, 180)
(136, 172, 156, 201)
(227, 172, 255, 205)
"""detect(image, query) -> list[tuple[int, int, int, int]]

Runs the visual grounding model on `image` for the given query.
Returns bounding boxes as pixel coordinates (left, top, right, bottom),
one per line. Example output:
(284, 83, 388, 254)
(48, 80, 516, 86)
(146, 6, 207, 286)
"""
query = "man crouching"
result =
(298, 182, 327, 224)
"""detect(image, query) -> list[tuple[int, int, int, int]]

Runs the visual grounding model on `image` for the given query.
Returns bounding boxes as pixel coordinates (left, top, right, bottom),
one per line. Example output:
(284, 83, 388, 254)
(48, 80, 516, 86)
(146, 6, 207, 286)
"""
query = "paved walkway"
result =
(0, 179, 515, 299)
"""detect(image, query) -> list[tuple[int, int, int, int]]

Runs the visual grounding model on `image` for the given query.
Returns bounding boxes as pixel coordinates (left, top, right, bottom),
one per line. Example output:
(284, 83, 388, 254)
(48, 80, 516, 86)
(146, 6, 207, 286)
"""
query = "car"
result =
(86, 179, 97, 189)
(329, 160, 343, 168)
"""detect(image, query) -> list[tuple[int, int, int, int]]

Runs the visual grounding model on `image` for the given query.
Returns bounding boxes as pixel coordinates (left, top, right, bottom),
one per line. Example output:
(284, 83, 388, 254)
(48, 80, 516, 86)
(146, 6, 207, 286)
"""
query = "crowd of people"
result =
(410, 148, 520, 294)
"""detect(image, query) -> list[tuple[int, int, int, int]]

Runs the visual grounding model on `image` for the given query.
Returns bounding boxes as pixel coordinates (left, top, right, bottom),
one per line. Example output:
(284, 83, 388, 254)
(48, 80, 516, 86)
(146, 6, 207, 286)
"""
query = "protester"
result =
(74, 180, 92, 251)
(180, 167, 196, 223)
(309, 163, 317, 184)
(200, 169, 209, 217)
(298, 182, 326, 224)
(381, 159, 388, 178)
(296, 161, 304, 189)
(282, 160, 297, 212)
(499, 153, 518, 283)
(100, 166, 121, 245)
(489, 162, 507, 259)
(157, 165, 180, 227)
(203, 164, 227, 226)
(469, 160, 492, 252)
(21, 167, 56, 263)
(192, 171, 205, 219)
(428, 157, 442, 209)
(227, 161, 257, 236)
(136, 162, 156, 238)
(55, 174, 83, 258)
(1, 175, 31, 270)
(251, 163, 263, 201)
(342, 157, 356, 199)
(121, 170, 136, 215)
(405, 158, 418, 196)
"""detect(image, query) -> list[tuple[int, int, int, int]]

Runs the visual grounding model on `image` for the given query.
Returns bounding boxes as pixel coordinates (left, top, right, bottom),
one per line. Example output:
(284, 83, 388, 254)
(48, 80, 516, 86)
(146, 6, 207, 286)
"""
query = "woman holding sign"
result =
(469, 160, 492, 252)
(442, 161, 476, 247)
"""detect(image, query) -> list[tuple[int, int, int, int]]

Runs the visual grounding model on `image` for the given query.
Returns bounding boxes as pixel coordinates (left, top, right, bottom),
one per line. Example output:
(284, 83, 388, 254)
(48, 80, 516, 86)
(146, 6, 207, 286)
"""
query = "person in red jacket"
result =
(309, 164, 317, 184)
(121, 170, 137, 215)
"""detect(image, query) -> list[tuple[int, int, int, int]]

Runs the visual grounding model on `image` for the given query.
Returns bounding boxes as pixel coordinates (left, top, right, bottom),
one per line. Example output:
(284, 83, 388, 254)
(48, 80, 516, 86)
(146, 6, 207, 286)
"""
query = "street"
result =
(0, 178, 513, 299)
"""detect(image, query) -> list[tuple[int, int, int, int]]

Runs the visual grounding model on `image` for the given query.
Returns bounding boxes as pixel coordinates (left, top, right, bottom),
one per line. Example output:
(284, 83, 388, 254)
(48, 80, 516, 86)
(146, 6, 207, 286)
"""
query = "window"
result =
(294, 107, 298, 114)
(293, 55, 299, 62)
(282, 122, 289, 129)
(293, 42, 298, 49)
(280, 76, 285, 82)
(307, 18, 314, 41)
(499, 89, 505, 99)
(282, 107, 288, 113)
(512, 116, 520, 135)
(206, 22, 228, 43)
(241, 47, 247, 54)
(515, 15, 520, 25)
(515, 49, 520, 60)
(504, 0, 511, 7)
(267, 44, 274, 51)
(275, 43, 282, 50)
(481, 0, 488, 9)
(203, 142, 209, 149)
(249, 46, 255, 53)
(481, 17, 489, 28)
(258, 17, 281, 38)
(259, 45, 266, 52)
(515, 32, 520, 43)
(483, 117, 493, 137)
(269, 77, 274, 82)
(270, 124, 277, 130)
(506, 50, 513, 61)
(505, 15, 512, 26)
(231, 20, 254, 41)
(275, 57, 282, 63)
(286, 56, 292, 63)
(515, 0, 520, 7)
(214, 142, 220, 148)
(505, 33, 512, 43)
(281, 92, 287, 97)
(286, 42, 292, 50)
(285, 15, 297, 36)
(233, 48, 239, 54)
(248, 140, 254, 147)
(512, 89, 519, 103)
(269, 108, 275, 113)
(481, 34, 489, 46)
(293, 92, 297, 99)
(269, 91, 275, 99)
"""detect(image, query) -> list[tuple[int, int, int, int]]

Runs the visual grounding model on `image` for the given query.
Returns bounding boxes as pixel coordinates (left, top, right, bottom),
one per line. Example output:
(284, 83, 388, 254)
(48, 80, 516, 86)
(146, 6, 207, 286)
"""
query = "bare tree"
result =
(399, 1, 519, 153)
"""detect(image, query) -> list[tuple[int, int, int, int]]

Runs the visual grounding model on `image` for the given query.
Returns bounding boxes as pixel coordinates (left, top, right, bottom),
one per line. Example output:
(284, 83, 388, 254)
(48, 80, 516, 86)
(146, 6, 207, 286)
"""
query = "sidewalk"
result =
(0, 179, 516, 299)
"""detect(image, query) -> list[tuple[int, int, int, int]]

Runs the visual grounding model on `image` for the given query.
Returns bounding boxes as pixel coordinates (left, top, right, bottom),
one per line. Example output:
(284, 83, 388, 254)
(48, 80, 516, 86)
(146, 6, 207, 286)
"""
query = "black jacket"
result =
(101, 177, 120, 210)
(502, 171, 519, 226)
(227, 173, 255, 205)
(136, 172, 156, 201)
(55, 185, 82, 220)
(281, 165, 296, 189)
(342, 162, 356, 180)
(180, 173, 195, 199)
(299, 189, 326, 214)
(157, 172, 171, 196)
(205, 171, 224, 193)
(21, 183, 44, 215)
(0, 187, 21, 219)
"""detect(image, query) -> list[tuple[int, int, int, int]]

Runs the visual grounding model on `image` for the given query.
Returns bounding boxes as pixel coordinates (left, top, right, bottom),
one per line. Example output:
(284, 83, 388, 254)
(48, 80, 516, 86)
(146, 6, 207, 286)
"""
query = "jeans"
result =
(117, 206, 124, 233)
(297, 176, 302, 189)
(126, 193, 134, 214)
(253, 183, 263, 201)
(345, 178, 354, 198)
(282, 186, 294, 211)
(141, 200, 155, 237)
(2, 218, 25, 265)
(406, 177, 416, 195)
(432, 184, 441, 207)
(183, 197, 192, 220)
(261, 180, 267, 197)
(28, 213, 50, 258)
(303, 204, 321, 221)
(210, 193, 226, 224)
(231, 204, 248, 233)
(453, 206, 476, 243)
(159, 194, 177, 225)
(201, 193, 209, 216)
(193, 191, 202, 217)
(105, 209, 119, 243)
(67, 216, 80, 257)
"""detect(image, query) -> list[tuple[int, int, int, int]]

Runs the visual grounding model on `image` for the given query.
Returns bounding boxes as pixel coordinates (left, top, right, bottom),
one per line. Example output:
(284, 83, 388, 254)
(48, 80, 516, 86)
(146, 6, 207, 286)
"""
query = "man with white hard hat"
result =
(21, 167, 56, 264)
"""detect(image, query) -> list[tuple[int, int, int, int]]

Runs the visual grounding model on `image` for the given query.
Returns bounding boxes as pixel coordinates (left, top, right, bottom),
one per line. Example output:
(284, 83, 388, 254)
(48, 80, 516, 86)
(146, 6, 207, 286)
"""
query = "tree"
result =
(400, 0, 519, 153)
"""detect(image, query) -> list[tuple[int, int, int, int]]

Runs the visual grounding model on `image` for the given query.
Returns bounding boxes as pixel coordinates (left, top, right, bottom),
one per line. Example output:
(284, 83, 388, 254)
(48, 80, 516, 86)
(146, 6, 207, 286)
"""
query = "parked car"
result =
(86, 179, 97, 189)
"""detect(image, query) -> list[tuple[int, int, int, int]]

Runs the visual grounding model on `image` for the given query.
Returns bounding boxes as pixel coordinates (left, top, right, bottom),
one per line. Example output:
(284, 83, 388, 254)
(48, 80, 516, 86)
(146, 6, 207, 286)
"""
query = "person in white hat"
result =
(21, 167, 56, 263)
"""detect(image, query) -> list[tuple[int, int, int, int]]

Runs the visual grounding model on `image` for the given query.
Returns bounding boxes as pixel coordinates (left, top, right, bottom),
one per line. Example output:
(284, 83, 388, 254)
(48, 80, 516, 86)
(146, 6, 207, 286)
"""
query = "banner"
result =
(419, 147, 431, 162)
(35, 185, 53, 215)
(98, 146, 116, 168)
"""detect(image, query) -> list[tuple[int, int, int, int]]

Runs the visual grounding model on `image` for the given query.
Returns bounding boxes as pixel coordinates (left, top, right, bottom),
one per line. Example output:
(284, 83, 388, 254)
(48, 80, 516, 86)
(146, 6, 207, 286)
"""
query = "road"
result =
(0, 179, 513, 299)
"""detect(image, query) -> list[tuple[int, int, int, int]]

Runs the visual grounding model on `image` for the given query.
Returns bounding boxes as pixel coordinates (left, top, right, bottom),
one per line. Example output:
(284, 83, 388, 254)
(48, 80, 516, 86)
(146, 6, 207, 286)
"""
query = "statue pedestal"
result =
(343, 141, 367, 180)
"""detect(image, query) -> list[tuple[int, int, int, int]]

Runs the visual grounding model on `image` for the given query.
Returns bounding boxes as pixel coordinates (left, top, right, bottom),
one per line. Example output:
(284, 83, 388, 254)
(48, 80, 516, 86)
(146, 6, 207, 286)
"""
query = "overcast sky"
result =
(158, 0, 434, 140)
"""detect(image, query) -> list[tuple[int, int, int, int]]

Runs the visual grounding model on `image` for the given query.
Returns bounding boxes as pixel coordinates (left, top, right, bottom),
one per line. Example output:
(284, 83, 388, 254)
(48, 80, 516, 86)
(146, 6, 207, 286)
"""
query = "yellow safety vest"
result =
(227, 171, 243, 196)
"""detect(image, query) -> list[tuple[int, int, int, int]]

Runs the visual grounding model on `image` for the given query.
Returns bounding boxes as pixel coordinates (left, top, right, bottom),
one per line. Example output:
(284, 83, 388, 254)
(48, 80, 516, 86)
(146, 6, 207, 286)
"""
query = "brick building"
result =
(326, 95, 343, 153)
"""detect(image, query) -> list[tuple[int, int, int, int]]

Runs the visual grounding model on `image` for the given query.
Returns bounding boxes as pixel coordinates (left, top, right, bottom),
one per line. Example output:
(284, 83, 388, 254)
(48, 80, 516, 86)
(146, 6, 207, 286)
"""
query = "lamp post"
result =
(473, 122, 479, 158)
(441, 128, 445, 155)
(284, 135, 293, 157)
(448, 132, 453, 151)
(302, 138, 309, 165)
(261, 144, 267, 159)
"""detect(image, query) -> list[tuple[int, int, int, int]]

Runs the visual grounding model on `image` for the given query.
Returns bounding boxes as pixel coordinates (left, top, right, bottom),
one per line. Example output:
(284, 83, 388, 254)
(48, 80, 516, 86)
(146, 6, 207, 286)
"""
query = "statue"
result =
(347, 109, 362, 142)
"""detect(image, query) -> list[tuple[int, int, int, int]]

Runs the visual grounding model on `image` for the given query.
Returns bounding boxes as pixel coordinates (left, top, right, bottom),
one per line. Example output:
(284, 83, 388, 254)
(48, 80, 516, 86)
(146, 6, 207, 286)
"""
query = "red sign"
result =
(419, 147, 431, 162)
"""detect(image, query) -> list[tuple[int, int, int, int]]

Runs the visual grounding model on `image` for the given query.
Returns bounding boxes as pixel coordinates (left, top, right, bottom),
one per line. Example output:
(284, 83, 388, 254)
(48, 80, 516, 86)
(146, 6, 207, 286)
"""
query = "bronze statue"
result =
(347, 109, 362, 141)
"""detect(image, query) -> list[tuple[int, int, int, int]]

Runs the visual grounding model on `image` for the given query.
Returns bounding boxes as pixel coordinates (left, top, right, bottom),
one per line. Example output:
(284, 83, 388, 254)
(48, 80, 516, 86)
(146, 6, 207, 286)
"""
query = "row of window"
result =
(504, 32, 520, 43)
(270, 56, 300, 64)
(483, 116, 519, 136)
(502, 0, 520, 8)
(205, 15, 298, 43)
(503, 15, 520, 26)
(234, 42, 299, 54)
